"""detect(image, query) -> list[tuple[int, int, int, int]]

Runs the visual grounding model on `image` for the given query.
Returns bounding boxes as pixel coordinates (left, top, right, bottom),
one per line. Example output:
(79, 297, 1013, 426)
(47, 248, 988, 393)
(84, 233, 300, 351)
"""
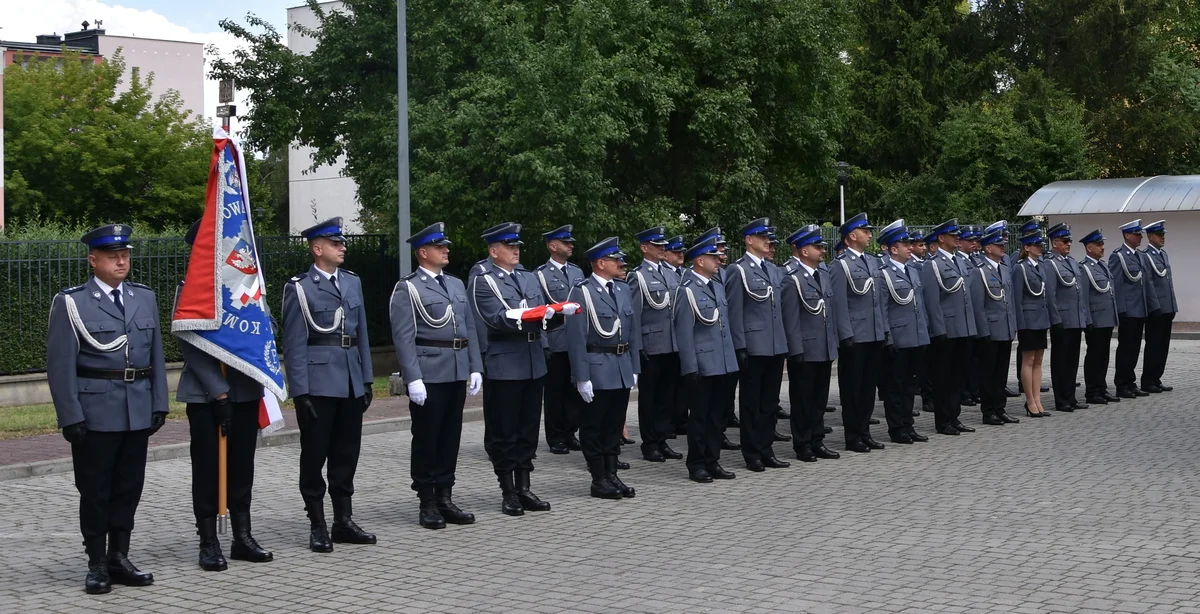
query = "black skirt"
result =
(1017, 328, 1048, 351)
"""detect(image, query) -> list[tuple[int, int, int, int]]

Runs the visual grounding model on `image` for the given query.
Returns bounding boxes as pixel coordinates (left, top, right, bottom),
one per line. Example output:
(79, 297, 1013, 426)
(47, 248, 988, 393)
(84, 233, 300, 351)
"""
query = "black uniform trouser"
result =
(917, 349, 934, 407)
(639, 352, 679, 454)
(739, 354, 784, 463)
(188, 401, 259, 520)
(788, 357, 830, 447)
(930, 335, 969, 429)
(672, 373, 690, 433)
(72, 429, 150, 540)
(879, 345, 919, 436)
(1142, 313, 1175, 388)
(962, 336, 980, 401)
(1084, 326, 1114, 397)
(723, 371, 739, 430)
(581, 388, 631, 462)
(838, 340, 884, 444)
(1015, 347, 1026, 394)
(483, 377, 544, 473)
(977, 339, 1012, 414)
(543, 351, 581, 446)
(1114, 316, 1145, 390)
(1050, 326, 1084, 409)
(410, 382, 467, 491)
(297, 394, 363, 509)
(687, 374, 730, 471)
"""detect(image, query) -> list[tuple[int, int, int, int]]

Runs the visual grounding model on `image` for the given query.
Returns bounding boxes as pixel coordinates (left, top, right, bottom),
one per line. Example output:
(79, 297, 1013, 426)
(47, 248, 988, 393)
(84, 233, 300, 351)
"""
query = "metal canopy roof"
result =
(1017, 176, 1200, 216)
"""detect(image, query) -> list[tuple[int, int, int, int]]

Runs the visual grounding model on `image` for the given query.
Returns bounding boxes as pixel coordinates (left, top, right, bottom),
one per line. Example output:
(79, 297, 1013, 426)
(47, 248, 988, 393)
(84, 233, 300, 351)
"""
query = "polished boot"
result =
(606, 457, 635, 498)
(659, 444, 683, 460)
(107, 532, 153, 586)
(331, 497, 377, 544)
(795, 442, 818, 462)
(84, 535, 111, 594)
(196, 517, 228, 571)
(229, 511, 273, 563)
(498, 472, 524, 516)
(308, 506, 334, 552)
(708, 463, 736, 479)
(996, 411, 1020, 424)
(514, 469, 551, 511)
(813, 442, 841, 459)
(417, 488, 446, 530)
(905, 427, 929, 442)
(588, 457, 622, 499)
(435, 487, 475, 525)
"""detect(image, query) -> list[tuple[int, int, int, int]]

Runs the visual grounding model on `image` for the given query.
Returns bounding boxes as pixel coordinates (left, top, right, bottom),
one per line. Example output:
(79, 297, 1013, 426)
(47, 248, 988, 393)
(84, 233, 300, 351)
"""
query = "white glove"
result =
(577, 380, 594, 403)
(559, 303, 580, 315)
(633, 374, 638, 389)
(407, 379, 427, 406)
(467, 372, 482, 396)
(543, 305, 557, 321)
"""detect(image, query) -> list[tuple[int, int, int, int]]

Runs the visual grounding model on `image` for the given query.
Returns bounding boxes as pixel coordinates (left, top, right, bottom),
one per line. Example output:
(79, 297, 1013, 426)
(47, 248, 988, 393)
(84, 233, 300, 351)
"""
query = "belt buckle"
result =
(615, 344, 626, 355)
(526, 332, 538, 343)
(452, 338, 465, 350)
(341, 335, 352, 348)
(123, 368, 137, 382)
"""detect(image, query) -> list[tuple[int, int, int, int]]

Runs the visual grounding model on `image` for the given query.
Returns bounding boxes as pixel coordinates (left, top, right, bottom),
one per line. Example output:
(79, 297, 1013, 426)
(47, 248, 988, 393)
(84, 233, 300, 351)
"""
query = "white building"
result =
(97, 35, 205, 119)
(1018, 176, 1199, 322)
(286, 1, 362, 234)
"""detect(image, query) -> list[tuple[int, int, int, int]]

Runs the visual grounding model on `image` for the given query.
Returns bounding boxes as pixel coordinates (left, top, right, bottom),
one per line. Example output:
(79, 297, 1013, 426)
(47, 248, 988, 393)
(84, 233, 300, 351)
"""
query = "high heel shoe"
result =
(1024, 404, 1045, 418)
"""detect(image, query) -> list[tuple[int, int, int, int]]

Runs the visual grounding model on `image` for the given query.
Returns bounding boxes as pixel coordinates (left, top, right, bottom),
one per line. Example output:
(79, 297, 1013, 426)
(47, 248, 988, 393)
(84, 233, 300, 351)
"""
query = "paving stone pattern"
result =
(3, 343, 1200, 613)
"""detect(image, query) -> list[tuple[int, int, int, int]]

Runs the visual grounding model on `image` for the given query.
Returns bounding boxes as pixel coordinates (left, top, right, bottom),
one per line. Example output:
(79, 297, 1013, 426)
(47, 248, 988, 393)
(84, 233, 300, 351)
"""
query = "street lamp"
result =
(836, 161, 849, 225)
(396, 0, 412, 274)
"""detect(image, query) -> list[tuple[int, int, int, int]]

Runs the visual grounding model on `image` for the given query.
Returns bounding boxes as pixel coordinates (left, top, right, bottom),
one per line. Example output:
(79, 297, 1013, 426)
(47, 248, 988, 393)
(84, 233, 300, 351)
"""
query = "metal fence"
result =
(0, 235, 398, 376)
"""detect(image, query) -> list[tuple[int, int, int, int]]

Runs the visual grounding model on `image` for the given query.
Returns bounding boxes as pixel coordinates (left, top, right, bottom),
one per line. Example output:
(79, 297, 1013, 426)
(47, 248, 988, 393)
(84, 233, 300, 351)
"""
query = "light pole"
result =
(396, 0, 412, 275)
(836, 161, 849, 225)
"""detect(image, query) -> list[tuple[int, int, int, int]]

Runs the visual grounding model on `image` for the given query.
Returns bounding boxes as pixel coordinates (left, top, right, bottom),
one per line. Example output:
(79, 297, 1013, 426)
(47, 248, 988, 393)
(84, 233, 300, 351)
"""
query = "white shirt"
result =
(547, 258, 566, 271)
(418, 266, 443, 280)
(643, 258, 660, 271)
(744, 252, 764, 267)
(92, 277, 125, 304)
(592, 273, 615, 291)
(797, 261, 816, 277)
(1124, 242, 1139, 254)
(884, 256, 907, 275)
(846, 246, 864, 259)
(314, 266, 340, 281)
(984, 257, 1001, 271)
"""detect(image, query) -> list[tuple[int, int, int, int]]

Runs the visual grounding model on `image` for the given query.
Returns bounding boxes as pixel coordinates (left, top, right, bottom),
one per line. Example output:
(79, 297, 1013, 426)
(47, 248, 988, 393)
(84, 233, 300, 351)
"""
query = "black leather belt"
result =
(587, 343, 630, 355)
(489, 330, 542, 342)
(309, 334, 358, 348)
(77, 367, 153, 382)
(417, 338, 470, 350)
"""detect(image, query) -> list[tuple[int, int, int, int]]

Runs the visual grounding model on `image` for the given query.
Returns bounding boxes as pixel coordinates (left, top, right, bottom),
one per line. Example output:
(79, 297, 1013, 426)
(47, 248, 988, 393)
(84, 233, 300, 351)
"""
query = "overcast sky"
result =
(0, 0, 297, 124)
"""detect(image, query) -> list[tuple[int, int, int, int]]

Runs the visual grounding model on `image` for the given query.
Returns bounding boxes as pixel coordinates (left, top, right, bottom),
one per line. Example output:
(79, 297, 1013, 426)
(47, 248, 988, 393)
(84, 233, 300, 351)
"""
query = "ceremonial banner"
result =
(173, 129, 287, 429)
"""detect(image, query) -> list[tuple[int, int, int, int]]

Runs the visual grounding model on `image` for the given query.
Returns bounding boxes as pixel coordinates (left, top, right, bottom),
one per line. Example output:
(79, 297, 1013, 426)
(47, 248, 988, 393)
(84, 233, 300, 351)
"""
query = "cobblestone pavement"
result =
(4, 342, 1200, 613)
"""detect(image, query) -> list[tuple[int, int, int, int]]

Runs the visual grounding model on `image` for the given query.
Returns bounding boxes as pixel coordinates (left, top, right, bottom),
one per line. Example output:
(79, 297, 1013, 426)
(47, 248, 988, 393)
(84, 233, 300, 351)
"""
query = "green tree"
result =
(3, 50, 213, 229)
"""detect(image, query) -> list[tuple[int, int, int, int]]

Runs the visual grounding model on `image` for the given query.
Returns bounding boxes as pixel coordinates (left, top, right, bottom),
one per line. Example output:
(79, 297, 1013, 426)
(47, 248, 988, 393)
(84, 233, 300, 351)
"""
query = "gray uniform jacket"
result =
(534, 260, 585, 353)
(830, 250, 889, 344)
(1142, 247, 1177, 316)
(921, 250, 978, 339)
(725, 255, 788, 356)
(390, 270, 483, 384)
(281, 265, 374, 399)
(781, 263, 838, 362)
(1045, 253, 1091, 329)
(970, 261, 1017, 342)
(1013, 259, 1052, 331)
(627, 261, 678, 356)
(878, 259, 930, 349)
(174, 283, 264, 404)
(673, 269, 739, 377)
(1081, 257, 1119, 329)
(566, 276, 641, 390)
(908, 255, 925, 272)
(469, 260, 552, 380)
(47, 278, 169, 431)
(1108, 244, 1159, 319)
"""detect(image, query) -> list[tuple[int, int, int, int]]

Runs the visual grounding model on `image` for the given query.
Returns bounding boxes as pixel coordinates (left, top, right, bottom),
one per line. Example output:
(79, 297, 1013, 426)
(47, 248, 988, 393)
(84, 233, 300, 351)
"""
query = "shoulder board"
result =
(567, 262, 581, 269)
(682, 278, 693, 287)
(287, 275, 302, 284)
(127, 281, 153, 290)
(340, 269, 358, 277)
(62, 285, 87, 295)
(574, 278, 589, 287)
(615, 278, 629, 285)
(401, 272, 418, 281)
(535, 263, 549, 271)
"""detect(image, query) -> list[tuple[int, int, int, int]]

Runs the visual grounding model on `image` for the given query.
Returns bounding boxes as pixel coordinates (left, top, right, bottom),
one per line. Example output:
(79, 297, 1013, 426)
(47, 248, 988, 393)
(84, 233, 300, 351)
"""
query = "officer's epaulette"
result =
(535, 262, 549, 271)
(566, 262, 581, 269)
(614, 278, 629, 285)
(62, 284, 87, 295)
(573, 278, 589, 287)
(681, 278, 694, 287)
(341, 269, 358, 277)
(401, 271, 418, 281)
(127, 281, 153, 291)
(516, 264, 527, 272)
(287, 275, 303, 284)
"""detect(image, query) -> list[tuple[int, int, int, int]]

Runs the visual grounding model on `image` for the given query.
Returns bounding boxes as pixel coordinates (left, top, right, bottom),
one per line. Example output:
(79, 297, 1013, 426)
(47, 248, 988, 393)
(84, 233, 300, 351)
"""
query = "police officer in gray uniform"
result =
(920, 219, 979, 435)
(176, 220, 273, 572)
(534, 225, 585, 454)
(1044, 223, 1091, 412)
(726, 218, 790, 470)
(567, 238, 641, 499)
(282, 217, 376, 552)
(875, 221, 931, 444)
(781, 226, 844, 462)
(1109, 219, 1159, 398)
(830, 212, 890, 452)
(958, 226, 983, 407)
(628, 226, 683, 462)
(662, 235, 689, 435)
(1140, 220, 1177, 393)
(675, 236, 740, 483)
(1079, 229, 1121, 405)
(47, 224, 167, 594)
(390, 223, 483, 530)
(970, 227, 1020, 425)
(469, 222, 558, 516)
(1013, 230, 1054, 417)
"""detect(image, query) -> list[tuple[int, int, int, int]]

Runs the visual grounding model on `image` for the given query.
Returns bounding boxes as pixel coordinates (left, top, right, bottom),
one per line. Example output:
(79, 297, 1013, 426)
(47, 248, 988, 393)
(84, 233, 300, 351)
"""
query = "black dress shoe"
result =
(889, 432, 913, 444)
(795, 443, 818, 462)
(549, 442, 570, 455)
(911, 409, 921, 417)
(1040, 385, 1050, 392)
(906, 428, 929, 442)
(961, 398, 978, 407)
(1005, 386, 1021, 398)
(1117, 388, 1137, 399)
(845, 441, 871, 453)
(85, 561, 112, 594)
(1141, 384, 1164, 394)
(762, 456, 791, 469)
(950, 421, 975, 433)
(923, 401, 936, 413)
(1159, 384, 1173, 392)
(1086, 395, 1108, 405)
(659, 444, 683, 460)
(938, 425, 961, 435)
(1103, 391, 1121, 402)
(1055, 405, 1075, 413)
(868, 418, 880, 425)
(566, 435, 582, 450)
(746, 459, 765, 472)
(813, 442, 841, 459)
(721, 434, 739, 450)
(616, 460, 630, 470)
(982, 413, 1005, 425)
(826, 406, 836, 413)
(776, 408, 791, 419)
(708, 464, 736, 479)
(621, 435, 636, 445)
(689, 468, 713, 483)
(1071, 400, 1089, 410)
(1133, 388, 1150, 397)
(773, 429, 792, 442)
(728, 415, 741, 428)
(996, 411, 1020, 424)
(823, 426, 834, 434)
(862, 436, 886, 450)
(643, 450, 666, 463)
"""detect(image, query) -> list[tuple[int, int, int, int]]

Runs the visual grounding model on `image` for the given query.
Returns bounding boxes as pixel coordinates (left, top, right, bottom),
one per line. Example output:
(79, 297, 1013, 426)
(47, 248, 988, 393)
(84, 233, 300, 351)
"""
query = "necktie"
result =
(330, 274, 341, 295)
(606, 281, 615, 298)
(111, 289, 125, 316)
(436, 274, 447, 292)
